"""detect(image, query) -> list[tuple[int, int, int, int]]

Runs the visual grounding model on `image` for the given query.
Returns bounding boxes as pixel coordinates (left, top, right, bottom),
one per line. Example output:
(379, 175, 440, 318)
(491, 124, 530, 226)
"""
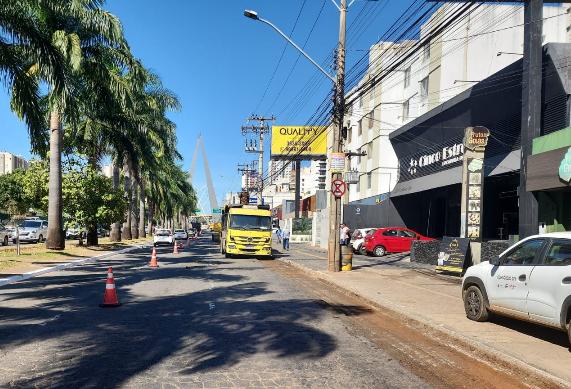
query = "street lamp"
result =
(243, 10, 259, 20)
(243, 10, 336, 83)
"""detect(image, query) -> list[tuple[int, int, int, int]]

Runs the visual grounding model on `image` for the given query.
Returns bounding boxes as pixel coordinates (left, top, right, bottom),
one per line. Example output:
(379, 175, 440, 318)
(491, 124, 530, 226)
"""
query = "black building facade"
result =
(344, 43, 571, 240)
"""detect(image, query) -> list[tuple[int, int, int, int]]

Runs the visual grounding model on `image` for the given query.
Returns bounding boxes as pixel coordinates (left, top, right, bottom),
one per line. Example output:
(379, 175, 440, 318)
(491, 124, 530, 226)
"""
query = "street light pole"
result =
(244, 1, 349, 272)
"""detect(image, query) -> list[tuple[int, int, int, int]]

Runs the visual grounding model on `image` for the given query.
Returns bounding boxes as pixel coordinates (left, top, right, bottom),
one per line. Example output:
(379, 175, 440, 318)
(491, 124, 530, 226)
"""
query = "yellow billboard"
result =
(271, 126, 327, 159)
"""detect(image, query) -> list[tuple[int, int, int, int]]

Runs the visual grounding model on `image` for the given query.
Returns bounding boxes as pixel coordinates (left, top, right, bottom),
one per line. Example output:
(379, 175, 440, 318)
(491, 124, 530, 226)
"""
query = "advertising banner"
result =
(271, 126, 327, 159)
(436, 237, 471, 274)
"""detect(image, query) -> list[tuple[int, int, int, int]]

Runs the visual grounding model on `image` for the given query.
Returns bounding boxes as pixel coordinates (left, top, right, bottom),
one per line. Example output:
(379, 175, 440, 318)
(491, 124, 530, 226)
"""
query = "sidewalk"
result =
(277, 242, 571, 387)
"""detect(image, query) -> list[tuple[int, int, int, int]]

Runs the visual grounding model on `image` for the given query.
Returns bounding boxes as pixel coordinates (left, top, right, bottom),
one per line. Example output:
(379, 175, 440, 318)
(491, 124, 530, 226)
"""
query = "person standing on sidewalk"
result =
(276, 227, 282, 244)
(281, 228, 290, 251)
(340, 223, 350, 246)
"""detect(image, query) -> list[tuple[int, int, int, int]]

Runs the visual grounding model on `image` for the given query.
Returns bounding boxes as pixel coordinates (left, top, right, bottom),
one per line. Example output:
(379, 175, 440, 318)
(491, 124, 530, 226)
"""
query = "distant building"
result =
(291, 160, 327, 196)
(0, 152, 29, 175)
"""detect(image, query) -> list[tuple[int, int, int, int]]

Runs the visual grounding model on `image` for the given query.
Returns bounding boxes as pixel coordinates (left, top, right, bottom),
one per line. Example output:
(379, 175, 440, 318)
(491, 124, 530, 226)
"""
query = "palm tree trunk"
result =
(46, 111, 65, 250)
(109, 160, 122, 241)
(86, 223, 98, 246)
(148, 201, 154, 236)
(131, 185, 139, 239)
(138, 181, 146, 238)
(121, 167, 132, 240)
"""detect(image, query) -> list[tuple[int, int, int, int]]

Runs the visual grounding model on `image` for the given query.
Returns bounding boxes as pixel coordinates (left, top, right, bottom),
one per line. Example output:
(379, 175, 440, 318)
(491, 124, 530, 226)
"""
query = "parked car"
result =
(351, 228, 377, 255)
(173, 229, 188, 240)
(153, 228, 173, 246)
(462, 232, 571, 345)
(13, 219, 48, 244)
(364, 227, 434, 257)
(66, 226, 81, 240)
(0, 223, 11, 246)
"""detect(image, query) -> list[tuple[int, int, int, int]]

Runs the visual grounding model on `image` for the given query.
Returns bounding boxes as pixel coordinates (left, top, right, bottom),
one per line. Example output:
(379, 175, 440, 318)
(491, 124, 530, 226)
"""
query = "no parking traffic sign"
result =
(331, 179, 346, 198)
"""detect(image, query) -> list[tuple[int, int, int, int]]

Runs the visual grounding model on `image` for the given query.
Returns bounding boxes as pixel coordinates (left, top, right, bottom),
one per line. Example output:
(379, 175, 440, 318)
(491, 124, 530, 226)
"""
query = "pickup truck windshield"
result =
(230, 215, 271, 231)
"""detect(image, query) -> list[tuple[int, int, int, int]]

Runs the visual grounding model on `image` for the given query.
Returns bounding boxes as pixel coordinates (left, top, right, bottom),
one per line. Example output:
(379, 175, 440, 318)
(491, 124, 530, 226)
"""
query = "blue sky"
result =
(0, 0, 416, 209)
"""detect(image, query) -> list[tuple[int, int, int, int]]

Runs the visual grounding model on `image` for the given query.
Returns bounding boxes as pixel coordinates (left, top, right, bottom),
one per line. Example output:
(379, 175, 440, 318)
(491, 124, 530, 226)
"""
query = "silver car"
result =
(14, 219, 48, 243)
(0, 223, 11, 246)
(173, 229, 188, 240)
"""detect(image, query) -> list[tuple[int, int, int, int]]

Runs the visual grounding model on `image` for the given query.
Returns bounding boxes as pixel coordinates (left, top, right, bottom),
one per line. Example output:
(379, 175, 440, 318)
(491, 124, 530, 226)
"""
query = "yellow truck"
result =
(220, 204, 273, 258)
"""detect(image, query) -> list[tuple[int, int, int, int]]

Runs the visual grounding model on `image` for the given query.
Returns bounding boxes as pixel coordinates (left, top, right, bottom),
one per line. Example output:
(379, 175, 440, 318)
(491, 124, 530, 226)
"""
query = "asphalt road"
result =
(0, 236, 430, 389)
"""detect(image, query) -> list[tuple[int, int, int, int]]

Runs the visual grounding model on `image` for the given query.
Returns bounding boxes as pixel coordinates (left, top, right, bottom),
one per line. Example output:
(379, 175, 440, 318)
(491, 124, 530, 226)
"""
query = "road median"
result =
(0, 238, 150, 287)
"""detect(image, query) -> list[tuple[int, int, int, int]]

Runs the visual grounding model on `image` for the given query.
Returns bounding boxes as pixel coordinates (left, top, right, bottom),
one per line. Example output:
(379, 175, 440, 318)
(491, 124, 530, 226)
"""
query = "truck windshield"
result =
(230, 215, 271, 231)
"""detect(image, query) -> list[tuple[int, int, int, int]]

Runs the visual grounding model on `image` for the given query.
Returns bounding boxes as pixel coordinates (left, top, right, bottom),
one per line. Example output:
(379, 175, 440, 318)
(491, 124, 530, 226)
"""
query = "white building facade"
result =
(343, 3, 570, 203)
(0, 152, 28, 175)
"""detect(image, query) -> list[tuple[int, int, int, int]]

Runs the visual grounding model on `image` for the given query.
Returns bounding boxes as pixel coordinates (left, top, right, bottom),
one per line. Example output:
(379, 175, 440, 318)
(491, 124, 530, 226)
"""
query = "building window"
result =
(367, 172, 372, 189)
(420, 76, 429, 98)
(368, 110, 374, 129)
(367, 143, 372, 160)
(358, 119, 362, 136)
(402, 99, 410, 120)
(403, 66, 411, 88)
(422, 42, 430, 62)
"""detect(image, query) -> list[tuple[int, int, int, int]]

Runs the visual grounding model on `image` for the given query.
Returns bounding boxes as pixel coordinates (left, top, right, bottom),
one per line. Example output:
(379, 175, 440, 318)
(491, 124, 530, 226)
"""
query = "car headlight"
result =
(228, 244, 236, 249)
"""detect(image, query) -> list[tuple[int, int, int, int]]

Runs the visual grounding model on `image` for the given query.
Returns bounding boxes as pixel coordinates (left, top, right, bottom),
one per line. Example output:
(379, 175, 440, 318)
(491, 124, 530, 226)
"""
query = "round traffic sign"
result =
(331, 179, 346, 198)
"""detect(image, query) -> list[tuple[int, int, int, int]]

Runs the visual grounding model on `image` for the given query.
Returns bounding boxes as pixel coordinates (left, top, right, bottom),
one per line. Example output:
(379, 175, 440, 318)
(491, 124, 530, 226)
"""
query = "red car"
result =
(364, 227, 434, 257)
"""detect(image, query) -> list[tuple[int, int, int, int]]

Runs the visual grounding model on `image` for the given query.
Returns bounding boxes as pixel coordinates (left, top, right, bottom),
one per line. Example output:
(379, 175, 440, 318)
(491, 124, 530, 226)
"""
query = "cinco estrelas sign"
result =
(559, 147, 571, 184)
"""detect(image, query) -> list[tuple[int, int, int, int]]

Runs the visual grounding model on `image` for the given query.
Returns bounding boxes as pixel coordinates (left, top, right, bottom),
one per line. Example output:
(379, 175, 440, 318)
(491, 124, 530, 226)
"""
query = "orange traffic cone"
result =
(173, 241, 179, 254)
(100, 267, 121, 307)
(149, 247, 159, 268)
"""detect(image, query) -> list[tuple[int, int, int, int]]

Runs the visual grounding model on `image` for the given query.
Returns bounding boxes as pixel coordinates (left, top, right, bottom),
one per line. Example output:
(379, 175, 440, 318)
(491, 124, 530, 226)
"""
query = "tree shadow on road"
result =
(0, 246, 359, 387)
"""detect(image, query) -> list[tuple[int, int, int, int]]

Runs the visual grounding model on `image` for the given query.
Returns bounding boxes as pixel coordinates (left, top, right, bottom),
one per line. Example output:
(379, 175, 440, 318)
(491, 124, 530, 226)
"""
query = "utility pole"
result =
(242, 115, 275, 205)
(327, 0, 347, 272)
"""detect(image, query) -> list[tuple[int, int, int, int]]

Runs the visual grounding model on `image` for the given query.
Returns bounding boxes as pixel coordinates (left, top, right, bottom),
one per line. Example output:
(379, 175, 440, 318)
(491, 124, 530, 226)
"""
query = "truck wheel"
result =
(463, 285, 489, 322)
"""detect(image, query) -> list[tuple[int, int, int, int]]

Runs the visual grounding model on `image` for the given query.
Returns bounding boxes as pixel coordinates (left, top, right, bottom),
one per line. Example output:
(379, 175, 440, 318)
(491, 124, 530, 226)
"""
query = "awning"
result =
(390, 150, 521, 198)
(390, 166, 462, 197)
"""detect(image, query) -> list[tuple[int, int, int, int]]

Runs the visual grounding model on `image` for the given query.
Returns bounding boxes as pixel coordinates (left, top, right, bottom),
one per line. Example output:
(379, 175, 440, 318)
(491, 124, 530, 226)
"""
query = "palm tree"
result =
(7, 0, 127, 249)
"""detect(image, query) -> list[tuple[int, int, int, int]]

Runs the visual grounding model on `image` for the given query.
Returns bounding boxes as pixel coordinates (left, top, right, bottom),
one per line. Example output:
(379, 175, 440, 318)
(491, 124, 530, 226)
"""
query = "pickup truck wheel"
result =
(373, 245, 386, 257)
(463, 285, 489, 322)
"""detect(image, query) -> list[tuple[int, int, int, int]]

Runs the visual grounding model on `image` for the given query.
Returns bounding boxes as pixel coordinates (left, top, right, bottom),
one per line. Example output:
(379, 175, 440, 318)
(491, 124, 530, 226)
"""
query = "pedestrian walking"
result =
(282, 228, 290, 251)
(276, 227, 282, 243)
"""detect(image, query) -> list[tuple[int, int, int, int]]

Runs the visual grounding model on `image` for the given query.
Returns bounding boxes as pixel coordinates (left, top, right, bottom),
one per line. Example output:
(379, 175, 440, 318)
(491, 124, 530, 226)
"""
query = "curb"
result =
(0, 243, 150, 288)
(277, 257, 570, 388)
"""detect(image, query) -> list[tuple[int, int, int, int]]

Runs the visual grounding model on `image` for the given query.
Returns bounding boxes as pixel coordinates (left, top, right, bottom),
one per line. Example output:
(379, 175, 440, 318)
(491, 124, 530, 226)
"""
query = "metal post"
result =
(519, 0, 542, 238)
(295, 160, 301, 219)
(327, 0, 346, 272)
(258, 127, 264, 205)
